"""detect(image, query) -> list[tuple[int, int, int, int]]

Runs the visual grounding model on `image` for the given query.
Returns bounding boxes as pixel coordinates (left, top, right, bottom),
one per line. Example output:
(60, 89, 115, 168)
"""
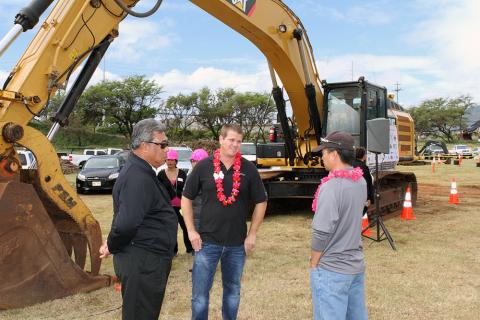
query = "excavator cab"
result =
(322, 77, 388, 148)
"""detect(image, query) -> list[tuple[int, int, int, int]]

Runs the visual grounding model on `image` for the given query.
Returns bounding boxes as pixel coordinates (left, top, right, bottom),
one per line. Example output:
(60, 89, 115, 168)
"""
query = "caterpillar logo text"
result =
(227, 0, 256, 16)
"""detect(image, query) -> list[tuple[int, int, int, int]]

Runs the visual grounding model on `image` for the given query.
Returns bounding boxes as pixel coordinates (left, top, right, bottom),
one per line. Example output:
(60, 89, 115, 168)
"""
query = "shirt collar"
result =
(151, 165, 162, 175)
(130, 152, 159, 175)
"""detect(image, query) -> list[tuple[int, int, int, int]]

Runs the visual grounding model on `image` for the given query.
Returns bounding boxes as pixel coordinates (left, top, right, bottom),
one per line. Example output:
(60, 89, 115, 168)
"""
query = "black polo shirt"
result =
(183, 156, 267, 246)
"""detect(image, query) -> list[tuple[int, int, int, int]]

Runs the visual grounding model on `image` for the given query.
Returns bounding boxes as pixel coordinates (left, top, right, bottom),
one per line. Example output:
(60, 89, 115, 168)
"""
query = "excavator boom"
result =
(0, 0, 139, 309)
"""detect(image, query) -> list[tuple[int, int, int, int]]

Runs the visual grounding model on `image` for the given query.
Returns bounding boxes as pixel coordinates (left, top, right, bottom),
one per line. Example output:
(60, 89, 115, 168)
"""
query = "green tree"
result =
(194, 87, 236, 139)
(232, 92, 275, 142)
(77, 85, 107, 132)
(40, 91, 90, 146)
(410, 96, 473, 143)
(160, 93, 198, 143)
(79, 75, 162, 139)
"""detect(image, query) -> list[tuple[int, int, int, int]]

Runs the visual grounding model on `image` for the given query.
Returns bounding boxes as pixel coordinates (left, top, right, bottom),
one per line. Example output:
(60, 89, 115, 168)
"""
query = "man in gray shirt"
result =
(310, 131, 368, 320)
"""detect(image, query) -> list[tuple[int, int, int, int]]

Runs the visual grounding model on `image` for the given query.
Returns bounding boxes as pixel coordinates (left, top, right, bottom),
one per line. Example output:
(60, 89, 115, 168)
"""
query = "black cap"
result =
(312, 131, 355, 153)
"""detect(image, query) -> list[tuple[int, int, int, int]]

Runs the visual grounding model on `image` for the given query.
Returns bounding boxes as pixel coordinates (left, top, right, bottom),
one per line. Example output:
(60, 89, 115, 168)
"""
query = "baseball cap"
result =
(312, 131, 355, 153)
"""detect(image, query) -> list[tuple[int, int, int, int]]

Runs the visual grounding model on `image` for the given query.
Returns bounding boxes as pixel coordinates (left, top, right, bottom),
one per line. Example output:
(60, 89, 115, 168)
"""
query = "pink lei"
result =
(311, 167, 364, 212)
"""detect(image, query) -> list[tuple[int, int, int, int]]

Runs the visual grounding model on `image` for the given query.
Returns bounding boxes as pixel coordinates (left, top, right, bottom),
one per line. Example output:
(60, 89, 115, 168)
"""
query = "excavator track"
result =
(370, 171, 417, 216)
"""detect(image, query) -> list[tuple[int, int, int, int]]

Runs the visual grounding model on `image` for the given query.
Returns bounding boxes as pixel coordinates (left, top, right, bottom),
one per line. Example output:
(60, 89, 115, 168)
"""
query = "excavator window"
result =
(325, 87, 362, 147)
(367, 87, 387, 120)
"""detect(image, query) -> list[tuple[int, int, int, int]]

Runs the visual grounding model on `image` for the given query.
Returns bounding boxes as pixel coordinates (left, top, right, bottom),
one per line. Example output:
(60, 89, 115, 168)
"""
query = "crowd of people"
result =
(99, 118, 371, 320)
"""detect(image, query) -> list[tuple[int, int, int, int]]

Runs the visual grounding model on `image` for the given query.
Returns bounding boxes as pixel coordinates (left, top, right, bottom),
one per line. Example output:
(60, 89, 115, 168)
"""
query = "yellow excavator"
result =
(0, 0, 417, 309)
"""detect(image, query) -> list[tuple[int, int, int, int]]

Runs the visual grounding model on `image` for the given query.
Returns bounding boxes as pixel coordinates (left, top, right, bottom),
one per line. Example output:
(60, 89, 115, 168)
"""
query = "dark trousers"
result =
(173, 206, 194, 254)
(113, 245, 172, 320)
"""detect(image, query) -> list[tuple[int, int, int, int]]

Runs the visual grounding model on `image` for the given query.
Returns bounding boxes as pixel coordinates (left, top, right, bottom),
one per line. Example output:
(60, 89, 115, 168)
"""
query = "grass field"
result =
(1, 160, 479, 319)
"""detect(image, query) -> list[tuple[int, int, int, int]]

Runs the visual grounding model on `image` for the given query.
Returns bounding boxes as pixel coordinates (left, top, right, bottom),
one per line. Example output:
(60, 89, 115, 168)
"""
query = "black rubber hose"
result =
(112, 0, 163, 18)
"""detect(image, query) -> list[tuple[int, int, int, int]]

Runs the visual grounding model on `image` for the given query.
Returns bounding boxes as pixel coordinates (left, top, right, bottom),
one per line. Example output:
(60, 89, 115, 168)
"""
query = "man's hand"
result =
(244, 233, 256, 254)
(310, 250, 322, 269)
(365, 200, 371, 207)
(99, 241, 110, 259)
(188, 230, 202, 251)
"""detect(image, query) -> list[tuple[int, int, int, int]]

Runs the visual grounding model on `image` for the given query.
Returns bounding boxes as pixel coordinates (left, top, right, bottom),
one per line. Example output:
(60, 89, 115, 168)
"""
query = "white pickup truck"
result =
(449, 145, 473, 157)
(17, 149, 36, 169)
(61, 148, 122, 167)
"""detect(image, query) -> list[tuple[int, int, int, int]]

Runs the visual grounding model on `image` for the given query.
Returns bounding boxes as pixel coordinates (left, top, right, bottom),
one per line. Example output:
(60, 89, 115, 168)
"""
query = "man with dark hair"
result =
(310, 131, 368, 320)
(99, 118, 178, 320)
(182, 123, 268, 320)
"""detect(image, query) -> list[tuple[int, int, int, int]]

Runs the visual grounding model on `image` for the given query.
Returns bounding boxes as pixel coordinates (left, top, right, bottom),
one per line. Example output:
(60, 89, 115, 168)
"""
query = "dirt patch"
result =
(419, 183, 480, 197)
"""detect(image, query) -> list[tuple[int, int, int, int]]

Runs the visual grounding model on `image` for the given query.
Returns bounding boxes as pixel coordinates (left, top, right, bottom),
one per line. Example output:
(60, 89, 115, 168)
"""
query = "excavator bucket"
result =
(0, 176, 110, 310)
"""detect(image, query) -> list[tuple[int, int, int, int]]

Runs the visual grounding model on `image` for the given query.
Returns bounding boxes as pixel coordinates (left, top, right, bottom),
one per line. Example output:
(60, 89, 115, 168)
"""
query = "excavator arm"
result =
(0, 0, 324, 309)
(0, 0, 141, 309)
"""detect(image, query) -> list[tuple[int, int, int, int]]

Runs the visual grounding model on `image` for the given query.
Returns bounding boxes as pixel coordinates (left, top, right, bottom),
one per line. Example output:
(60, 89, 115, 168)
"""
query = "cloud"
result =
(66, 67, 122, 91)
(108, 18, 176, 62)
(414, 0, 480, 72)
(315, 54, 438, 105)
(305, 1, 393, 26)
(406, 0, 480, 103)
(150, 65, 272, 96)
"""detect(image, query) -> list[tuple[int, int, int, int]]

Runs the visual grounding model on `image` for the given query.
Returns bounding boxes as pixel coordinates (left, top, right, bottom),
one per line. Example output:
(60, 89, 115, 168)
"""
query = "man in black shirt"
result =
(99, 119, 178, 320)
(352, 147, 374, 214)
(182, 124, 268, 320)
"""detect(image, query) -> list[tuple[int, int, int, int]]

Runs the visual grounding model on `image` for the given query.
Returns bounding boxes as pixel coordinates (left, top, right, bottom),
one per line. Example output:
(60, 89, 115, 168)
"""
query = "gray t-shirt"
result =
(312, 176, 367, 274)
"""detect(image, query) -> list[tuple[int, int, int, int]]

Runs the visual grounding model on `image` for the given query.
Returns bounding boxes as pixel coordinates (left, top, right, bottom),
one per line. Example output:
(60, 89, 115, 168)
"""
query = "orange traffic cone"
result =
(431, 157, 436, 173)
(459, 154, 463, 165)
(361, 213, 372, 236)
(401, 186, 416, 220)
(449, 179, 460, 204)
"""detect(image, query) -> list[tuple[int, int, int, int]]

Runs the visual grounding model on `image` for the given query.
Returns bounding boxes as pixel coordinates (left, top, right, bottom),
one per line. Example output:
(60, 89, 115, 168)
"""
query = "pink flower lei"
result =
(213, 149, 242, 206)
(311, 167, 364, 212)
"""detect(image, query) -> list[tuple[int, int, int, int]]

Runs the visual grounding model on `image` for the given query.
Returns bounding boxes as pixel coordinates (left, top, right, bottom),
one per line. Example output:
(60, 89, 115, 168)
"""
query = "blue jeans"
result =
(310, 267, 368, 320)
(191, 243, 246, 320)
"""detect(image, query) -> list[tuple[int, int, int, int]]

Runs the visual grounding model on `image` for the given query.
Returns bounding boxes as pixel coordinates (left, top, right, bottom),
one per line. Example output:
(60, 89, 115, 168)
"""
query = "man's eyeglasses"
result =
(145, 140, 169, 149)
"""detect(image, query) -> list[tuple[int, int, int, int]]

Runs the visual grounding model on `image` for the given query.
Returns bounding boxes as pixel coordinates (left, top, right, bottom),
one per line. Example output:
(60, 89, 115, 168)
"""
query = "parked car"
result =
(449, 145, 473, 157)
(62, 148, 123, 168)
(116, 150, 131, 161)
(159, 146, 193, 174)
(423, 145, 445, 156)
(76, 154, 126, 193)
(17, 149, 36, 169)
(240, 142, 257, 164)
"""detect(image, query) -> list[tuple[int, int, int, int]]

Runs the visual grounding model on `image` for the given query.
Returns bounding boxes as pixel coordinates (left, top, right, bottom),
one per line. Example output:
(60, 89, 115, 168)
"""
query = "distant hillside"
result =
(30, 121, 129, 153)
(464, 105, 480, 127)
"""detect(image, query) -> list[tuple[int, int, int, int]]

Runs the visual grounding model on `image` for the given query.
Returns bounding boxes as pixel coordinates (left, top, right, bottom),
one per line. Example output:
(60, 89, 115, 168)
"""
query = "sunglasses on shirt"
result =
(320, 137, 343, 147)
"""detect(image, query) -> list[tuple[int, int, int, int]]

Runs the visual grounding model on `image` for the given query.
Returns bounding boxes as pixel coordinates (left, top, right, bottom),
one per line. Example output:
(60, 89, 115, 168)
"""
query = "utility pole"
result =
(393, 82, 402, 103)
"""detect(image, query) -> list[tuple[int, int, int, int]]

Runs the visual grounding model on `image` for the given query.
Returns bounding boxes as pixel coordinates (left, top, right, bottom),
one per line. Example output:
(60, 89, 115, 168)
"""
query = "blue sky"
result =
(1, 0, 479, 107)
